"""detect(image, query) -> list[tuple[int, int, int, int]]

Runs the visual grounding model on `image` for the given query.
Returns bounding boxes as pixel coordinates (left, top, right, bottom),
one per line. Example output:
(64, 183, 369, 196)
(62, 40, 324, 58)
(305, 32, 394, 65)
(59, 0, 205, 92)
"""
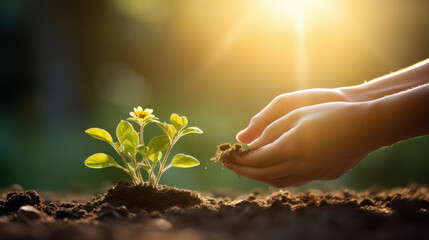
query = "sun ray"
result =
(189, 0, 349, 88)
(189, 3, 261, 84)
(294, 3, 308, 89)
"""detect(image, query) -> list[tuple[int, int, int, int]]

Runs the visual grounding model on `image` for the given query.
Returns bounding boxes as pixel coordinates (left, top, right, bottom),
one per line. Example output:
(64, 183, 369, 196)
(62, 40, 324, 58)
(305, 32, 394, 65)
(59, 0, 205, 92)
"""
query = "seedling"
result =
(84, 107, 203, 186)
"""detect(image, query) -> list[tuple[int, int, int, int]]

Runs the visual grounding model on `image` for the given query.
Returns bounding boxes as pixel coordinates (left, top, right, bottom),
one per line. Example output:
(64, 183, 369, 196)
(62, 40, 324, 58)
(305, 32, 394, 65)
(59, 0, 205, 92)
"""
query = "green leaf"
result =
(155, 121, 176, 140)
(127, 118, 140, 124)
(171, 154, 200, 168)
(181, 116, 188, 129)
(123, 139, 137, 156)
(116, 120, 139, 147)
(85, 153, 119, 169)
(180, 127, 203, 137)
(167, 124, 177, 139)
(116, 120, 133, 143)
(148, 135, 170, 155)
(148, 152, 162, 163)
(155, 121, 168, 133)
(141, 115, 159, 125)
(85, 128, 113, 144)
(136, 145, 149, 156)
(170, 113, 182, 131)
(128, 129, 139, 147)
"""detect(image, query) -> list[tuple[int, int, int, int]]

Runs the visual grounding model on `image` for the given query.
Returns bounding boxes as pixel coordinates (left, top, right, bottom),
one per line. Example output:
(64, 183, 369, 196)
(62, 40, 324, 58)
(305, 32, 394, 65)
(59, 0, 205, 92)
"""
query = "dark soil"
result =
(211, 143, 249, 168)
(1, 180, 429, 240)
(103, 180, 202, 212)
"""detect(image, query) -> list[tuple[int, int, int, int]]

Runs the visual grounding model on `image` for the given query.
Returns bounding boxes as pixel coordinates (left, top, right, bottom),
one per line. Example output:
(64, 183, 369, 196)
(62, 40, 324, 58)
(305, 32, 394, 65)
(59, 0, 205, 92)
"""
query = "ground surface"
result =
(1, 180, 429, 240)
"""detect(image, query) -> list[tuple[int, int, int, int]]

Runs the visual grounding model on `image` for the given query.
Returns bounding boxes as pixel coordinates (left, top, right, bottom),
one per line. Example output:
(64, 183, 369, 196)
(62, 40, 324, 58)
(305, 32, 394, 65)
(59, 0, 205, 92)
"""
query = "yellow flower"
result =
(130, 106, 153, 121)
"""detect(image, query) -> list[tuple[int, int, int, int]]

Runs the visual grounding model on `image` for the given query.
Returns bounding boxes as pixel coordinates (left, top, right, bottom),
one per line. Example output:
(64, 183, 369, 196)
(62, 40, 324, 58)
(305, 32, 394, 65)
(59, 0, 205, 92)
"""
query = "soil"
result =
(1, 179, 429, 240)
(211, 143, 249, 168)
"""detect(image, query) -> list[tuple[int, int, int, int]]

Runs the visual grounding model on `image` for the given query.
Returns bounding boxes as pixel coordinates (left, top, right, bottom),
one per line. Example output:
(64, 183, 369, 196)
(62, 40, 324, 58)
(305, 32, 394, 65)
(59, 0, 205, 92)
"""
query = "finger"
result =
(264, 175, 310, 188)
(231, 137, 292, 168)
(236, 97, 286, 144)
(227, 158, 297, 182)
(249, 113, 297, 150)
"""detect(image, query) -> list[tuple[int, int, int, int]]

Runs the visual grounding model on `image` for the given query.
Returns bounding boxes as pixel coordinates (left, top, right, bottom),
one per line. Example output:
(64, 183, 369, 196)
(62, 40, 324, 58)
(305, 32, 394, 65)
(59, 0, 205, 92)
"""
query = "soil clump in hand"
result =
(211, 143, 250, 168)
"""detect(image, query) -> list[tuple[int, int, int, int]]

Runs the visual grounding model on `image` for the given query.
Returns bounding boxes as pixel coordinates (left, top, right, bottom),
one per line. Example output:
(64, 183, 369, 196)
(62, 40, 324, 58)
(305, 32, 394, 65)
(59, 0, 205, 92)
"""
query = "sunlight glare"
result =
(262, 0, 332, 27)
(262, 0, 338, 88)
(190, 0, 340, 88)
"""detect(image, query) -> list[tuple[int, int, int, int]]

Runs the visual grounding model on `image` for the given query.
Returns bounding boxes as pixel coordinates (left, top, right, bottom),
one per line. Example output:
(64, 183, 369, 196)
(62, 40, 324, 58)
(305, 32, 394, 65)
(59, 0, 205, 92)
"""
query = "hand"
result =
(229, 102, 375, 187)
(236, 88, 350, 145)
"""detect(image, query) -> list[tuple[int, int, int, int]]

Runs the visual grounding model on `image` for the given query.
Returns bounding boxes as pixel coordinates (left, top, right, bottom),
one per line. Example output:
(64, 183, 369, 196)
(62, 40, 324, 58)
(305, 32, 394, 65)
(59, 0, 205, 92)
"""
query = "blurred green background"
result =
(1, 0, 428, 193)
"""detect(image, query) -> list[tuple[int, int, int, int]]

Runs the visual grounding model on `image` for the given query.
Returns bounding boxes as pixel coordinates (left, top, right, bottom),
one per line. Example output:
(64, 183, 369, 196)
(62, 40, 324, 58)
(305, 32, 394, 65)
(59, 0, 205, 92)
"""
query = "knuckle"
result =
(271, 95, 284, 105)
(268, 95, 286, 113)
(260, 125, 273, 138)
(255, 126, 275, 145)
(285, 110, 301, 124)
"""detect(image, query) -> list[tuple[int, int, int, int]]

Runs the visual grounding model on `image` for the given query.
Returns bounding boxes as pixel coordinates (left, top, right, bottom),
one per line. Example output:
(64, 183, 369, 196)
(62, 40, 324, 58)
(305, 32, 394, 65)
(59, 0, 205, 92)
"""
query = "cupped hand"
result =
(236, 88, 350, 145)
(229, 101, 376, 187)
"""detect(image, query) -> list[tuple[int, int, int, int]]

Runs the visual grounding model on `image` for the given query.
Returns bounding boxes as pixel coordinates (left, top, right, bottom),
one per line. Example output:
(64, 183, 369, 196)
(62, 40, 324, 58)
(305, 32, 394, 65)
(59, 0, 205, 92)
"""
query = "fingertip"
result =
(235, 129, 246, 142)
(237, 123, 264, 144)
(236, 128, 253, 144)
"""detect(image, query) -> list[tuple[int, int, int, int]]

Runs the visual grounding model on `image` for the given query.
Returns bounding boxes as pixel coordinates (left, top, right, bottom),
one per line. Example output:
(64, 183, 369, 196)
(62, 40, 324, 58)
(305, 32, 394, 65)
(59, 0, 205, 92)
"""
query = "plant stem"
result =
(142, 157, 155, 184)
(131, 156, 143, 184)
(119, 152, 137, 183)
(160, 163, 172, 175)
(112, 143, 133, 175)
(148, 158, 156, 184)
(139, 123, 145, 146)
(137, 123, 148, 184)
(155, 138, 177, 186)
(116, 165, 130, 174)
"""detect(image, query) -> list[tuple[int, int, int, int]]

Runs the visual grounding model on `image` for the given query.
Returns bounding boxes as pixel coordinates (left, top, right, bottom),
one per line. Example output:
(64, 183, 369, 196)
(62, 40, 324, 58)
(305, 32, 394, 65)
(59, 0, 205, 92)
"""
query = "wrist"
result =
(364, 99, 396, 151)
(365, 84, 429, 149)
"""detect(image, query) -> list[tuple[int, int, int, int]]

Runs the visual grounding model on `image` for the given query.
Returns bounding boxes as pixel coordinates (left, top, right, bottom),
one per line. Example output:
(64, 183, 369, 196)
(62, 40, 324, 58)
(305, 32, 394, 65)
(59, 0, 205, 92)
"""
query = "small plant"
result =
(84, 106, 203, 186)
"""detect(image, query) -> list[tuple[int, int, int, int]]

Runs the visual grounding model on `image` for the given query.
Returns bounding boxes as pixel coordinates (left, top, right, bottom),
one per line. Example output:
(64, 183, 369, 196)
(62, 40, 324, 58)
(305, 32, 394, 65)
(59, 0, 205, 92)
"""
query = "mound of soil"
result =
(211, 143, 249, 168)
(1, 181, 429, 240)
(103, 180, 202, 212)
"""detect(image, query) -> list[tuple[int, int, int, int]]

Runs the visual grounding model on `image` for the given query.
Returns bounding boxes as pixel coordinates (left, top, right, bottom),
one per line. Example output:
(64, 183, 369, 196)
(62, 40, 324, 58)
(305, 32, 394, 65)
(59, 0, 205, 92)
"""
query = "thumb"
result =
(236, 97, 285, 144)
(236, 116, 267, 144)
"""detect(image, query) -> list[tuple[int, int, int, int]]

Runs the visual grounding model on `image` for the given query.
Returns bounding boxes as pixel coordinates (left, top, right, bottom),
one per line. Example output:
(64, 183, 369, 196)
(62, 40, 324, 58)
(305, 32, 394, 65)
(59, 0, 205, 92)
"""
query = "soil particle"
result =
(55, 209, 75, 219)
(148, 218, 172, 230)
(17, 205, 43, 220)
(211, 143, 249, 168)
(360, 198, 375, 206)
(3, 190, 40, 212)
(96, 203, 127, 220)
